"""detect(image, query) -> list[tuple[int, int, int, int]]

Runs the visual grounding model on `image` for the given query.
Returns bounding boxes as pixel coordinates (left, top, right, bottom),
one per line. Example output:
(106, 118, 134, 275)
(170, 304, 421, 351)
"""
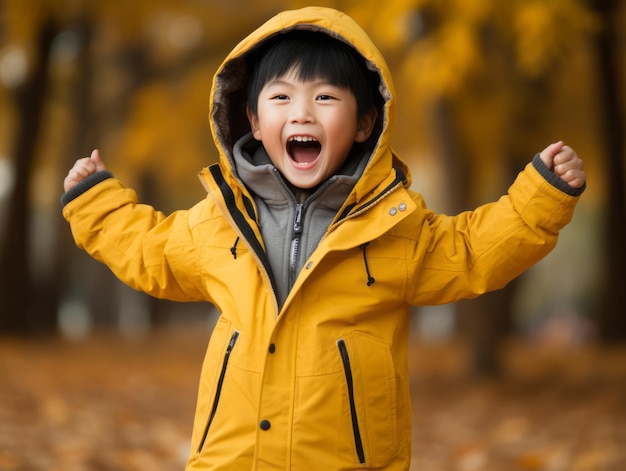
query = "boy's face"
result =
(247, 69, 376, 189)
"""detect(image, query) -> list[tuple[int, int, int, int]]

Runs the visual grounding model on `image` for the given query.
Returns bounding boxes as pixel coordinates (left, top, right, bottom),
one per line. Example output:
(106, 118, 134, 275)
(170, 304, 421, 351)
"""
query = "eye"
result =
(316, 94, 336, 101)
(271, 94, 289, 100)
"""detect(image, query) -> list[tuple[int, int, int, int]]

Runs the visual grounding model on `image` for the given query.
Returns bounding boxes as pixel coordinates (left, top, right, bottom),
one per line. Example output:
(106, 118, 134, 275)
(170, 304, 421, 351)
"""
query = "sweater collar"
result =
(232, 132, 369, 210)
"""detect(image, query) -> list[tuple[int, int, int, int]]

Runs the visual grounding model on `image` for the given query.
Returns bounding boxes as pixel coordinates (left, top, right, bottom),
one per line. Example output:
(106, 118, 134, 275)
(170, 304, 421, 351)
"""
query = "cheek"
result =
(330, 109, 358, 135)
(328, 117, 358, 151)
(253, 113, 277, 143)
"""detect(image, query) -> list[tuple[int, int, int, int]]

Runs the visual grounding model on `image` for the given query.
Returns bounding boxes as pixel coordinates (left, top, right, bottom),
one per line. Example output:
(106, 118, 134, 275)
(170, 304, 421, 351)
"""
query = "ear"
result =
(246, 105, 262, 140)
(354, 106, 378, 143)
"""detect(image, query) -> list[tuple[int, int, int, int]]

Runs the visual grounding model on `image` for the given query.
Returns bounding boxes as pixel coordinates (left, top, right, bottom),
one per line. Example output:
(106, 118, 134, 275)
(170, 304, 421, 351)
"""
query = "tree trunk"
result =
(431, 97, 515, 376)
(592, 0, 626, 341)
(52, 16, 122, 334)
(0, 22, 56, 333)
(456, 282, 517, 376)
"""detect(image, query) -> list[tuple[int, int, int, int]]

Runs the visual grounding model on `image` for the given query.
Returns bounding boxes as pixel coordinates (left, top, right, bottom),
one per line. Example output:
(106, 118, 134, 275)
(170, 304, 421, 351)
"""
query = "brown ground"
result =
(1, 327, 625, 471)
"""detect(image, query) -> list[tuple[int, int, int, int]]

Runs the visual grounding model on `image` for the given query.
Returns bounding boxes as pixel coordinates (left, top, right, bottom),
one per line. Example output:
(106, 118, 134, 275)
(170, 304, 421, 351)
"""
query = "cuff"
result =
(60, 170, 114, 206)
(532, 153, 586, 197)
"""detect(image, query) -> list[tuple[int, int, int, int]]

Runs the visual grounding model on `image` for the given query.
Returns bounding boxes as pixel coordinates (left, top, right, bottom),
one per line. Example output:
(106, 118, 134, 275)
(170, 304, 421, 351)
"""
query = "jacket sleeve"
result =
(62, 177, 209, 302)
(406, 158, 584, 305)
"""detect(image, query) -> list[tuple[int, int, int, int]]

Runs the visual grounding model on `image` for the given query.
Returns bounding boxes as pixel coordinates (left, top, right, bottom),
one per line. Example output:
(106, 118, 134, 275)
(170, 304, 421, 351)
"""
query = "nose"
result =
(289, 98, 314, 124)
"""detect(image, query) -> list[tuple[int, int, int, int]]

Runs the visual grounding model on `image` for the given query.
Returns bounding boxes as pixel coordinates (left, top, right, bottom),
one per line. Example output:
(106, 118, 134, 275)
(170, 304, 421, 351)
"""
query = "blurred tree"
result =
(591, 0, 626, 342)
(0, 0, 620, 346)
(0, 16, 57, 333)
(0, 0, 285, 333)
(344, 0, 602, 374)
(422, 0, 601, 374)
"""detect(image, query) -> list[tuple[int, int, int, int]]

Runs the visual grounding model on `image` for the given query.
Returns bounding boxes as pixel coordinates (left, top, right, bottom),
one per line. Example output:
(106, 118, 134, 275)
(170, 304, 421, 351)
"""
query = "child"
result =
(62, 6, 585, 470)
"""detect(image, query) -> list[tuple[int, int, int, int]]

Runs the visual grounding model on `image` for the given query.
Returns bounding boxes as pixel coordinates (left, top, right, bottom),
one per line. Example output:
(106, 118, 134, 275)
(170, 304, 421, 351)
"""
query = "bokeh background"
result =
(0, 0, 624, 470)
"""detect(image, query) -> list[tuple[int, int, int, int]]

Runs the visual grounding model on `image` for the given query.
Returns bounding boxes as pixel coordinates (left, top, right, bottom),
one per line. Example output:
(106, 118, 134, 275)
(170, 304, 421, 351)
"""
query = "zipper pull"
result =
(289, 203, 304, 287)
(293, 203, 303, 234)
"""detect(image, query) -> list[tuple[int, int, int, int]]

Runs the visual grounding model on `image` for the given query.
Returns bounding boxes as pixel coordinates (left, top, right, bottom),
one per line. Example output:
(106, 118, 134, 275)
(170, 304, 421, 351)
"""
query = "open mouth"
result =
(287, 136, 321, 166)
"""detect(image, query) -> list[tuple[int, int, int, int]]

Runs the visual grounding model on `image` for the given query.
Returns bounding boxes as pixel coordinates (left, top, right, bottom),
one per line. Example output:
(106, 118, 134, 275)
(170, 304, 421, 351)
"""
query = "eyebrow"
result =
(265, 77, 337, 88)
(265, 79, 292, 88)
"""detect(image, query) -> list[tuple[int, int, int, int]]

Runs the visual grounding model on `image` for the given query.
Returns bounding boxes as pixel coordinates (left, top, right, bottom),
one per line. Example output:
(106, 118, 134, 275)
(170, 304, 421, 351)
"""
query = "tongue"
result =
(290, 142, 320, 163)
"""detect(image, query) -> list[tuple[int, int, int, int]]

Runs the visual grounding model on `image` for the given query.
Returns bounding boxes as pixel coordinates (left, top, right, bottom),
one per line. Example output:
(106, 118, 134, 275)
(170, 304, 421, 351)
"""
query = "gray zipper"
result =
(289, 202, 304, 288)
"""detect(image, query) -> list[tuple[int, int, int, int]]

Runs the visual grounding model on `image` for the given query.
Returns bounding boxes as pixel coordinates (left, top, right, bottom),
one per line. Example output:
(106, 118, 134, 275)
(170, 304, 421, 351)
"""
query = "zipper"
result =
(337, 339, 365, 465)
(197, 330, 240, 453)
(332, 167, 407, 230)
(271, 167, 337, 290)
(289, 202, 304, 288)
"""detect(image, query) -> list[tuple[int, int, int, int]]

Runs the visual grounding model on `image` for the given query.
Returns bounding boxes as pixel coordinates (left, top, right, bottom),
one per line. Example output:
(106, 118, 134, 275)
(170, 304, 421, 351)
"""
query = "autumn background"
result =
(0, 0, 624, 470)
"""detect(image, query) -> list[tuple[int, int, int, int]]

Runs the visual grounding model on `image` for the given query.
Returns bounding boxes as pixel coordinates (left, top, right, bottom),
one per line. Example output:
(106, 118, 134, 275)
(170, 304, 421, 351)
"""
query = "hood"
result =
(208, 6, 411, 203)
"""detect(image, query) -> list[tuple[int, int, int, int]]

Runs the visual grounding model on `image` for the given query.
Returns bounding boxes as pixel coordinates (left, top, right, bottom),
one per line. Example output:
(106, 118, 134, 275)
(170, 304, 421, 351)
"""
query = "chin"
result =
(289, 180, 317, 190)
(282, 170, 324, 190)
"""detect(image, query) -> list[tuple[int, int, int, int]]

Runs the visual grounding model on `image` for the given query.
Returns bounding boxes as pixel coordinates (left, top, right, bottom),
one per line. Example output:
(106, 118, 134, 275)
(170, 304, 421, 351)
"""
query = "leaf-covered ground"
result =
(1, 327, 625, 471)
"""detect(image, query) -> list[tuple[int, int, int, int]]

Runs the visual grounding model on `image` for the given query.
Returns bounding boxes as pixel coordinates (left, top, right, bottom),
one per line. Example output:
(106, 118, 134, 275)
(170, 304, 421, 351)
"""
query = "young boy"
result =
(62, 6, 585, 470)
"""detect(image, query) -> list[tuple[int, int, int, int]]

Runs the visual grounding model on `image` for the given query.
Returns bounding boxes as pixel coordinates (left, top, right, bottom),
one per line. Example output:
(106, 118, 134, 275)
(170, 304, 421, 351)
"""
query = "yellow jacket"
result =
(63, 7, 583, 470)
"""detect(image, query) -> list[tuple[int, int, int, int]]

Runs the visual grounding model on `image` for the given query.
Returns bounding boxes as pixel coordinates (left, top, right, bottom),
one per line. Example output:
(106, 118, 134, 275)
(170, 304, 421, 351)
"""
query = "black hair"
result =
(246, 30, 382, 118)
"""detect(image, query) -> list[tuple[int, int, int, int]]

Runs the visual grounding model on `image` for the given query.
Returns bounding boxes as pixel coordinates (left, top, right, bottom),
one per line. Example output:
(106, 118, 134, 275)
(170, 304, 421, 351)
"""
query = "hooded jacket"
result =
(62, 6, 584, 470)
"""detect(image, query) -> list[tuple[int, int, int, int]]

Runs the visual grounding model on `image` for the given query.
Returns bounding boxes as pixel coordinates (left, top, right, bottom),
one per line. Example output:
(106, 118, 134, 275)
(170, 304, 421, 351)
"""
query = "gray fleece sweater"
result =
(232, 133, 370, 308)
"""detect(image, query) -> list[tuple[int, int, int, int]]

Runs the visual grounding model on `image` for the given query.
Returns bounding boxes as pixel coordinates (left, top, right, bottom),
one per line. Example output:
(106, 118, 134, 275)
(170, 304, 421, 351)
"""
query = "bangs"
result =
(262, 35, 357, 88)
(247, 30, 380, 117)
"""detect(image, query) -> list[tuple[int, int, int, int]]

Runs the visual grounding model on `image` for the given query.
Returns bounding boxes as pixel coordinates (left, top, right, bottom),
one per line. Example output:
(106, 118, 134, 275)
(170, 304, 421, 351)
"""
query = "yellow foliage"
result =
(3, 0, 46, 43)
(113, 64, 218, 205)
(512, 0, 601, 77)
(348, 0, 423, 52)
(0, 0, 608, 211)
(402, 21, 482, 97)
(454, 0, 494, 23)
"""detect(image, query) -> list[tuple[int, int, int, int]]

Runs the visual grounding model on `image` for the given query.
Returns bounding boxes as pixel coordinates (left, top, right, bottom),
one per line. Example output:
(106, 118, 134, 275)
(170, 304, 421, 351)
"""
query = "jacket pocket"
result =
(336, 334, 398, 467)
(337, 338, 366, 465)
(197, 328, 240, 453)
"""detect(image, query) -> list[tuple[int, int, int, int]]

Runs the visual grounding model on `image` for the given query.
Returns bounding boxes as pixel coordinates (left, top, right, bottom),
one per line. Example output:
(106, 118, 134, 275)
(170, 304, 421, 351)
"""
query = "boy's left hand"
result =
(539, 141, 586, 189)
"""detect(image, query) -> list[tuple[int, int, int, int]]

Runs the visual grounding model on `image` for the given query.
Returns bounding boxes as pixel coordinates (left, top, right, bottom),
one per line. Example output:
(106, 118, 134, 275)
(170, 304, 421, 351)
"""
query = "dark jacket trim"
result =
(60, 170, 114, 207)
(209, 164, 278, 295)
(243, 196, 258, 222)
(532, 154, 586, 197)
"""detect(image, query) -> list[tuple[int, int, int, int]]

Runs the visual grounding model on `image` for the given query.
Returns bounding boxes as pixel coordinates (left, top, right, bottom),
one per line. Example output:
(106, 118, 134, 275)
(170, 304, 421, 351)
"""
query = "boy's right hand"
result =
(64, 149, 107, 192)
